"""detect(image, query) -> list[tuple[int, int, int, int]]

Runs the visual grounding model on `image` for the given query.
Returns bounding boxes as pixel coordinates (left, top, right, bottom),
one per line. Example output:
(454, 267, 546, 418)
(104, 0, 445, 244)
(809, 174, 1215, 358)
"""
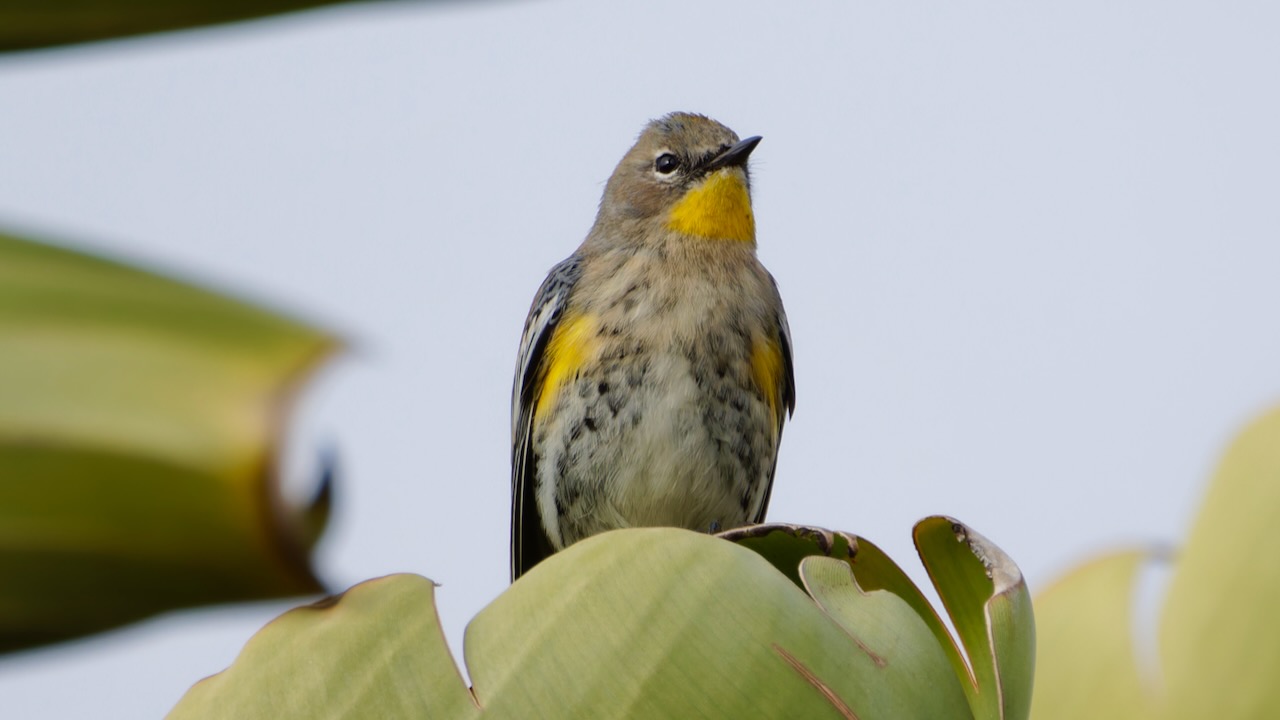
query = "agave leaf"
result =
(169, 525, 1036, 718)
(915, 516, 1035, 720)
(0, 0, 389, 52)
(1029, 405, 1280, 718)
(467, 528, 890, 719)
(1028, 549, 1154, 720)
(844, 533, 976, 697)
(167, 574, 477, 720)
(717, 522, 856, 587)
(719, 522, 975, 697)
(174, 529, 944, 719)
(798, 555, 973, 720)
(1159, 406, 1280, 720)
(722, 519, 1033, 720)
(0, 232, 336, 652)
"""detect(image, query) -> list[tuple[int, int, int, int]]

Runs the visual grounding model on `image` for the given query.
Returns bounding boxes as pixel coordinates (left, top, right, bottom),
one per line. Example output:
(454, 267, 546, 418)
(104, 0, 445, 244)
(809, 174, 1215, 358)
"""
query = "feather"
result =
(510, 256, 584, 581)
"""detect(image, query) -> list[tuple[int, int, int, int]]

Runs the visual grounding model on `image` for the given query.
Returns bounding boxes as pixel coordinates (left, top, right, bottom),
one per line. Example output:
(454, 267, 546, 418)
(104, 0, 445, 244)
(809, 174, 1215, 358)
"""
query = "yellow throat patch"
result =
(666, 169, 756, 243)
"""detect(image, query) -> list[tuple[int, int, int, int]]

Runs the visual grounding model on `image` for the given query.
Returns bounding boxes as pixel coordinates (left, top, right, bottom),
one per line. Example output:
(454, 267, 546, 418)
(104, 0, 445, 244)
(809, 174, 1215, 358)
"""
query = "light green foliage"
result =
(1032, 407, 1280, 720)
(1031, 551, 1152, 720)
(169, 520, 1035, 719)
(914, 518, 1036, 720)
(0, 233, 336, 652)
(169, 575, 475, 720)
(799, 556, 972, 719)
(1161, 407, 1280, 719)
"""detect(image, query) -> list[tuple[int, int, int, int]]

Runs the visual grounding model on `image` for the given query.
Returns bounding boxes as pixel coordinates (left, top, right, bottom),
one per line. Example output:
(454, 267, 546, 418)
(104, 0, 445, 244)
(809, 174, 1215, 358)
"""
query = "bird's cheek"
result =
(613, 181, 669, 220)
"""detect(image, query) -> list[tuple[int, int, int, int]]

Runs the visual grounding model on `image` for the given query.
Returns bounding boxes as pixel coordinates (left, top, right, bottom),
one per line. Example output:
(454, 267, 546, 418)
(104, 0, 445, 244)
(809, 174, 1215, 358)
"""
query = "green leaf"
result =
(1160, 406, 1280, 720)
(846, 533, 975, 699)
(467, 528, 887, 719)
(915, 516, 1036, 720)
(1028, 550, 1154, 720)
(0, 0, 383, 52)
(718, 521, 977, 709)
(1029, 405, 1280, 719)
(717, 522, 856, 588)
(0, 232, 337, 652)
(165, 520, 1039, 717)
(167, 574, 477, 720)
(798, 555, 974, 720)
(173, 526, 1035, 718)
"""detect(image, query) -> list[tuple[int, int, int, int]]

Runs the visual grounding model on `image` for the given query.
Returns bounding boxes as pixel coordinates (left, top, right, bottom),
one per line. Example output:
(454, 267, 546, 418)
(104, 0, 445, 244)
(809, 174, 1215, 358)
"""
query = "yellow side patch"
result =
(666, 169, 756, 243)
(750, 335, 785, 428)
(535, 313, 598, 419)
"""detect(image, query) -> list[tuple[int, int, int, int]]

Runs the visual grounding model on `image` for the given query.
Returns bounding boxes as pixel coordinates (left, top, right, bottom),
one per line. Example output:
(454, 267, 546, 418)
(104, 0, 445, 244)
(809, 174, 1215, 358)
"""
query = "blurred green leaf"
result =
(0, 232, 337, 652)
(1160, 406, 1280, 720)
(1032, 405, 1280, 720)
(0, 0, 392, 52)
(1029, 550, 1153, 720)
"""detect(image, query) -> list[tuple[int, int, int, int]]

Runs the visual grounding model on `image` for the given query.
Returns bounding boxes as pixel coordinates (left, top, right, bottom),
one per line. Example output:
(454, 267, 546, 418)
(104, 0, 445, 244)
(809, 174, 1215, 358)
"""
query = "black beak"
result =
(704, 135, 762, 172)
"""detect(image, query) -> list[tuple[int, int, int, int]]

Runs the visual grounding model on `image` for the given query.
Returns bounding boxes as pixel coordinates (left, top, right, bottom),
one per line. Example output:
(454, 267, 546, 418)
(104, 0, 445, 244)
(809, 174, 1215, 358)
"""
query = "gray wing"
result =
(511, 255, 584, 581)
(751, 279, 796, 524)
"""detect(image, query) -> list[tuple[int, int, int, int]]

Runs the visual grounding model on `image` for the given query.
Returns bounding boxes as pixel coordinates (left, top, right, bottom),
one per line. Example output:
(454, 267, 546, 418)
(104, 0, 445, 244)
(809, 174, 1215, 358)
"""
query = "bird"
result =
(510, 112, 794, 581)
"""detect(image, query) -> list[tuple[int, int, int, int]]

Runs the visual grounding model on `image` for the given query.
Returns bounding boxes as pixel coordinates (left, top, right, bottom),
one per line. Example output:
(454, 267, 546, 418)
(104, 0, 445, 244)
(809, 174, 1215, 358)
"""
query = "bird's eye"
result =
(654, 153, 681, 174)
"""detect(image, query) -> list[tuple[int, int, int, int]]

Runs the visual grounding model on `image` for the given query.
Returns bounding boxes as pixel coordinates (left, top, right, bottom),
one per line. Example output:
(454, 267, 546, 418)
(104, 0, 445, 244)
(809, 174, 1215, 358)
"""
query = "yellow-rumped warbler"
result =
(510, 112, 795, 580)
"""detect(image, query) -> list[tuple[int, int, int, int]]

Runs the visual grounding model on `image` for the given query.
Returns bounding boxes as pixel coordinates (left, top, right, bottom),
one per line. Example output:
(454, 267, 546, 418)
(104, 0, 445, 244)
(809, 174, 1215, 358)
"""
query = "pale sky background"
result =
(2, 1, 1279, 717)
